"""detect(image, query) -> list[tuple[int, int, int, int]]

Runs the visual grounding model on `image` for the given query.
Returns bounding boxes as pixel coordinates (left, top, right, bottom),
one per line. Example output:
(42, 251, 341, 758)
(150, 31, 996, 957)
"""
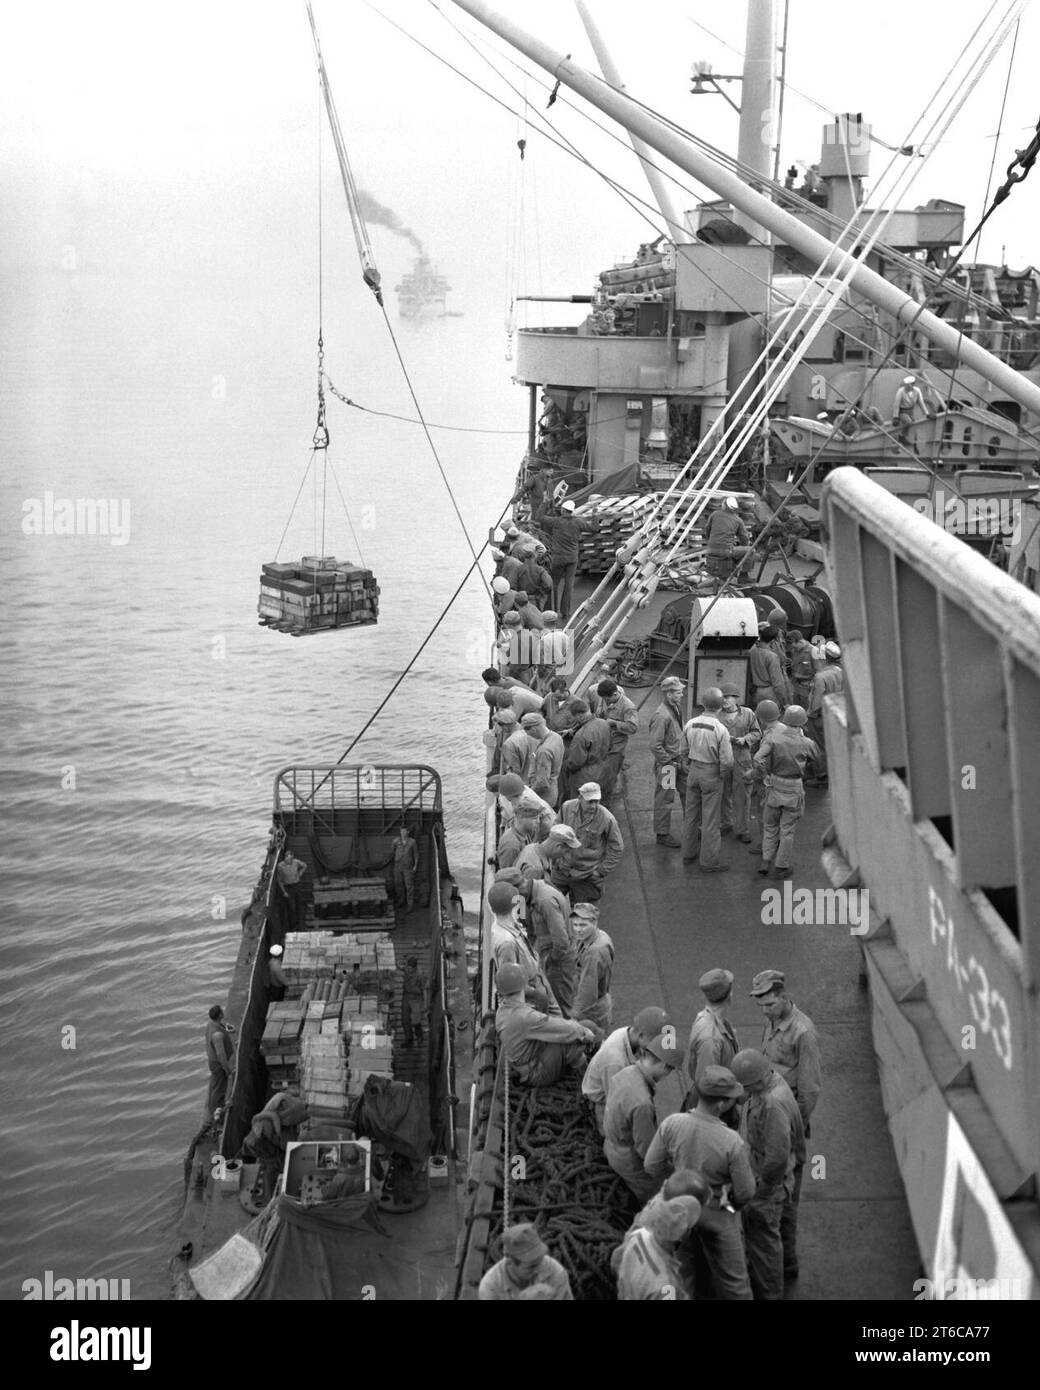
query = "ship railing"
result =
(821, 466, 1040, 1268)
(273, 765, 442, 832)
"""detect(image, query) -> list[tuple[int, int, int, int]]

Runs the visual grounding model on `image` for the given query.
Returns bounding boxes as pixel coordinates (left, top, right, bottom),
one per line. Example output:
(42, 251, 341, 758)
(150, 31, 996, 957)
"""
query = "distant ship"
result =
(394, 254, 453, 319)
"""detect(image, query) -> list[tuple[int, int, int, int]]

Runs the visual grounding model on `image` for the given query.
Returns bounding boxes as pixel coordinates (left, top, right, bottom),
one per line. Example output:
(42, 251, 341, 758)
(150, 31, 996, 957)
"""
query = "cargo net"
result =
(487, 1081, 638, 1300)
(259, 555, 379, 636)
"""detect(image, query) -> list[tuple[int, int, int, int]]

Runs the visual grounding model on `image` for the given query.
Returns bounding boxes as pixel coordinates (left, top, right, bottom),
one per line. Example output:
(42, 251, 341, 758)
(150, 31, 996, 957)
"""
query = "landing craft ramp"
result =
(819, 467, 1040, 1297)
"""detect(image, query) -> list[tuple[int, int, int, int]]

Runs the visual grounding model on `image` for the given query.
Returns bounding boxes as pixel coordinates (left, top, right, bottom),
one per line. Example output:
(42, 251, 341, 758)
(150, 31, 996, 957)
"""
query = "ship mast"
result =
(734, 0, 777, 244)
(573, 1, 689, 244)
(449, 0, 1040, 418)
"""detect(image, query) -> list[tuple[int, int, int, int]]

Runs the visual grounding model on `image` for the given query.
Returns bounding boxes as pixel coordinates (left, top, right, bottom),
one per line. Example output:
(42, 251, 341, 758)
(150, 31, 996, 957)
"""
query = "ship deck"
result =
(600, 712, 922, 1299)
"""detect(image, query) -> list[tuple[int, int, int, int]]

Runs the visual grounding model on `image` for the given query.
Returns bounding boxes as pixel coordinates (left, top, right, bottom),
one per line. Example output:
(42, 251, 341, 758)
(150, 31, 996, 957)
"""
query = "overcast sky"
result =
(4, 1, 1038, 293)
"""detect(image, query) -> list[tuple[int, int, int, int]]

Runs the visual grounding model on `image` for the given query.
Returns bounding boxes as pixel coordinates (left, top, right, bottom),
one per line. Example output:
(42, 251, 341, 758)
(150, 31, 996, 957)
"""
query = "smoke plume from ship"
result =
(357, 191, 423, 254)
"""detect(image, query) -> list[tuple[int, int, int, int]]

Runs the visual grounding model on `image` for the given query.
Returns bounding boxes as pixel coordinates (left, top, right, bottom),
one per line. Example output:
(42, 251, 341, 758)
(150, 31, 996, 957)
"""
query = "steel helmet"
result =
(782, 704, 808, 727)
(755, 699, 780, 723)
(488, 882, 520, 914)
(496, 963, 527, 994)
(642, 1033, 684, 1069)
(729, 1049, 771, 1086)
(499, 773, 525, 797)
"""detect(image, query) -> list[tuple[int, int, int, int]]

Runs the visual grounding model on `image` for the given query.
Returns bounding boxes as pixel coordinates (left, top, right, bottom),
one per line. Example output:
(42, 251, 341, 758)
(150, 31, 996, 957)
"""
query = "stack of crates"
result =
(258, 555, 379, 636)
(260, 1001, 305, 1087)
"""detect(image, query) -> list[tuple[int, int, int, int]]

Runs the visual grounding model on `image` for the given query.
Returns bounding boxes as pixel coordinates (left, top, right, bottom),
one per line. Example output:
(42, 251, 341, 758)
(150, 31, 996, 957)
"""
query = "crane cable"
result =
(308, 1, 492, 601)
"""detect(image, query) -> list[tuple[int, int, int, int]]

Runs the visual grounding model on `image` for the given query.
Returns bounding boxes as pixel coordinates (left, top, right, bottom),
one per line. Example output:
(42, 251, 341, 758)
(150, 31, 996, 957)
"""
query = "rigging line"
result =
(322, 376, 527, 432)
(976, 14, 1021, 266)
(366, 0, 668, 239)
(654, 0, 1027, 546)
(327, 456, 367, 569)
(275, 450, 318, 561)
(377, 300, 493, 601)
(333, 499, 513, 768)
(433, 0, 1008, 339)
(773, 0, 790, 185)
(438, 0, 1009, 324)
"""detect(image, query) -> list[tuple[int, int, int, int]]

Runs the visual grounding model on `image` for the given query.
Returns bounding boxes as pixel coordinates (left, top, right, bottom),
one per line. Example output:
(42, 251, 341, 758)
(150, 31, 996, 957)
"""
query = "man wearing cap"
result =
(705, 495, 754, 577)
(718, 684, 761, 843)
(748, 627, 792, 709)
(497, 712, 534, 783)
(603, 1034, 684, 1200)
(556, 782, 624, 903)
(514, 822, 580, 884)
(266, 945, 288, 1004)
(753, 706, 822, 878)
(535, 498, 586, 619)
(495, 961, 593, 1088)
(591, 678, 639, 800)
(680, 687, 733, 872)
(644, 1064, 754, 1300)
(649, 674, 687, 847)
(582, 1006, 671, 1133)
(892, 374, 927, 434)
(503, 866, 577, 1016)
(536, 612, 569, 686)
(729, 1048, 806, 1299)
(560, 700, 611, 803)
(686, 969, 740, 1099)
(752, 971, 822, 1137)
(571, 903, 615, 1033)
(746, 700, 780, 854)
(806, 642, 843, 786)
(487, 882, 559, 1013)
(522, 711, 565, 809)
(478, 1221, 573, 1300)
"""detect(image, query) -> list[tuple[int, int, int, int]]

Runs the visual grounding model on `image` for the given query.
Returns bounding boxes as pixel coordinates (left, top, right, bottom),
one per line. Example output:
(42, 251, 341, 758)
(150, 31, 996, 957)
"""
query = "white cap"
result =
(561, 500, 576, 513)
(492, 576, 510, 594)
(723, 495, 739, 511)
(269, 944, 283, 957)
(578, 781, 602, 799)
(825, 640, 841, 659)
(903, 375, 916, 385)
(817, 412, 830, 420)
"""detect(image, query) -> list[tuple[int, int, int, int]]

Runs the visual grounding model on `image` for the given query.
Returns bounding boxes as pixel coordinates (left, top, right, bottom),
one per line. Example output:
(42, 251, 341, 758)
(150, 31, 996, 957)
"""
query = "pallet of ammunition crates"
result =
(258, 556, 379, 635)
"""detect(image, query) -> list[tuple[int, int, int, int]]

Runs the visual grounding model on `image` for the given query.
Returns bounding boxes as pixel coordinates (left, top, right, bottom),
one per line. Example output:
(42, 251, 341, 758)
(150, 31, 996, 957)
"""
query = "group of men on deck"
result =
(482, 957, 822, 1301)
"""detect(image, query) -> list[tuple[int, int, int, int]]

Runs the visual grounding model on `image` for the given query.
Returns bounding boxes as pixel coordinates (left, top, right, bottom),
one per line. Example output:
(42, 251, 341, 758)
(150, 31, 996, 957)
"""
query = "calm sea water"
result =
(1, 251, 521, 1298)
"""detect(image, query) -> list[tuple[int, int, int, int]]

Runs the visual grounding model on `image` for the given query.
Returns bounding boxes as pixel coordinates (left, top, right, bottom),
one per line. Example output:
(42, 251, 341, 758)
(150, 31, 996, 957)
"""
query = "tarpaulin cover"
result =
(355, 1077, 430, 1165)
(565, 464, 646, 505)
(246, 1193, 420, 1300)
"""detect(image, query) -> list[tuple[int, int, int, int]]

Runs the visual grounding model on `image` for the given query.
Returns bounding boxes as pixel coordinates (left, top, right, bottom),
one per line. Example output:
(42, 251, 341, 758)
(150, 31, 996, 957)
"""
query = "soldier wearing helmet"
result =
(603, 1030, 685, 1201)
(751, 706, 822, 878)
(494, 961, 594, 1088)
(730, 1047, 805, 1301)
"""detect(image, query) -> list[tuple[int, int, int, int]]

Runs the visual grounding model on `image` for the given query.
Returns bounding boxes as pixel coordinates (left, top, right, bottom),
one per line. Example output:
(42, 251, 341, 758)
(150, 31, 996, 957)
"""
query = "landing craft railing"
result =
(820, 468, 1040, 1276)
(274, 765, 442, 826)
